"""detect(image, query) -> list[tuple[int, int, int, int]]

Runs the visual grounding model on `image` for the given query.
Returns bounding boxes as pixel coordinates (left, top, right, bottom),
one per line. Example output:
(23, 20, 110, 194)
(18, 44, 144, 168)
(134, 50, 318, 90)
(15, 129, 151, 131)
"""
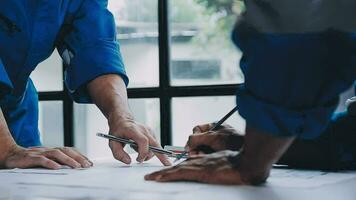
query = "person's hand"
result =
(2, 145, 93, 169)
(145, 150, 267, 185)
(108, 116, 171, 166)
(186, 123, 244, 155)
(87, 74, 171, 166)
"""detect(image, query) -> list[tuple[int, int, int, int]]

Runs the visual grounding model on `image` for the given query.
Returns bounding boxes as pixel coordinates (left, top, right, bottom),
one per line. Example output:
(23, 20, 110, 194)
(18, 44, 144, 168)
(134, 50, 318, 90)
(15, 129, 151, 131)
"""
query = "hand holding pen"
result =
(186, 123, 244, 155)
(174, 106, 238, 162)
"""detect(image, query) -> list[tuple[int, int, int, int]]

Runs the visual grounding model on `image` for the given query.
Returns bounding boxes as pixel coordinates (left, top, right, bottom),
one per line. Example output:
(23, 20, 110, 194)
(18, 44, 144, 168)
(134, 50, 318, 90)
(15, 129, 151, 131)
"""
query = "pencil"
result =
(96, 133, 187, 158)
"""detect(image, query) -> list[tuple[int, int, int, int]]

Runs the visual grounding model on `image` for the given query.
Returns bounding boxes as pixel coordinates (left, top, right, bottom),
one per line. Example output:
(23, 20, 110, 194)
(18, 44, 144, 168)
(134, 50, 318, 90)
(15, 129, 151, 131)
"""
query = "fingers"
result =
(109, 120, 170, 166)
(187, 124, 244, 154)
(70, 148, 94, 166)
(129, 132, 149, 163)
(45, 149, 81, 168)
(115, 125, 150, 163)
(127, 126, 171, 165)
(157, 168, 196, 182)
(58, 147, 93, 168)
(30, 147, 93, 168)
(186, 133, 202, 150)
(3, 146, 92, 170)
(192, 123, 214, 134)
(189, 123, 221, 152)
(144, 152, 154, 161)
(145, 166, 201, 182)
(109, 141, 132, 164)
(144, 130, 171, 166)
(26, 155, 62, 170)
(145, 167, 179, 180)
(188, 150, 208, 156)
(7, 153, 61, 170)
(186, 132, 214, 152)
(145, 152, 247, 185)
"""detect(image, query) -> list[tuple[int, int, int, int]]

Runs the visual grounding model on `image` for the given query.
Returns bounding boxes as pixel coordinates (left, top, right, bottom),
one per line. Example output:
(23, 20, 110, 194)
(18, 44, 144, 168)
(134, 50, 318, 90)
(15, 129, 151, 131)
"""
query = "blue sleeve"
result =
(0, 58, 13, 98)
(232, 25, 356, 139)
(57, 0, 128, 103)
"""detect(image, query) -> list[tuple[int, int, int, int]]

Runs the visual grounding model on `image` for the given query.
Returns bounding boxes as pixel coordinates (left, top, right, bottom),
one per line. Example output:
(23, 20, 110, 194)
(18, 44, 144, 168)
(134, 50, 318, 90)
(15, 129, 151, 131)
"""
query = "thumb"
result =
(192, 123, 214, 134)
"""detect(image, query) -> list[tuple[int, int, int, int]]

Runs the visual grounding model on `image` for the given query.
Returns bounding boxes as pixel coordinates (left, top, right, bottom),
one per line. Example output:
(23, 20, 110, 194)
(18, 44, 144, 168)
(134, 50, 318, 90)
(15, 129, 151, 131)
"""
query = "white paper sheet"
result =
(0, 156, 209, 200)
(268, 169, 356, 188)
(1, 154, 356, 200)
(0, 187, 11, 200)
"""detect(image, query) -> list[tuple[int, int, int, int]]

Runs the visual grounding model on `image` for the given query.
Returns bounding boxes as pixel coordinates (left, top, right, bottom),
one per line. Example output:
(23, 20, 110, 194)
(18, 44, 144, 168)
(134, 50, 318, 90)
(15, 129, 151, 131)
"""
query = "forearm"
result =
(237, 125, 296, 183)
(0, 108, 17, 166)
(87, 74, 133, 122)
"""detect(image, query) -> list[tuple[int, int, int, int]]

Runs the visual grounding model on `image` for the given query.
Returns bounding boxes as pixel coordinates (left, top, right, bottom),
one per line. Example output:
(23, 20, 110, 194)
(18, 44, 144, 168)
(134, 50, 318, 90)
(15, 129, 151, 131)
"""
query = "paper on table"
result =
(0, 187, 11, 199)
(1, 154, 356, 200)
(0, 155, 208, 200)
(268, 169, 356, 188)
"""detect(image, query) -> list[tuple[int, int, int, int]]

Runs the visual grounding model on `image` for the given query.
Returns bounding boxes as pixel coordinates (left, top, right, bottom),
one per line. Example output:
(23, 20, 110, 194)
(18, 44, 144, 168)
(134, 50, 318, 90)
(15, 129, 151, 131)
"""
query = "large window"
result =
(34, 0, 246, 158)
(170, 0, 244, 86)
(109, 0, 160, 88)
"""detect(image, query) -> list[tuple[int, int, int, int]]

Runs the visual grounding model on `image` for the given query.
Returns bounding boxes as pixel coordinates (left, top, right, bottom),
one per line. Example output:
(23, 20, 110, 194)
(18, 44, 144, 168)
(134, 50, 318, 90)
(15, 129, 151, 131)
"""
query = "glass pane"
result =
(172, 96, 246, 146)
(31, 51, 63, 91)
(170, 0, 244, 86)
(74, 99, 160, 158)
(39, 101, 64, 147)
(108, 0, 159, 88)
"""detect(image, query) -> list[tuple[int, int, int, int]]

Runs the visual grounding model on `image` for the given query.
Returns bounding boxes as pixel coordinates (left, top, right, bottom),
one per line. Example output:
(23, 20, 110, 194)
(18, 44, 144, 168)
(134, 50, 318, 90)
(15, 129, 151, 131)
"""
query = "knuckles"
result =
(51, 149, 62, 155)
(62, 147, 72, 152)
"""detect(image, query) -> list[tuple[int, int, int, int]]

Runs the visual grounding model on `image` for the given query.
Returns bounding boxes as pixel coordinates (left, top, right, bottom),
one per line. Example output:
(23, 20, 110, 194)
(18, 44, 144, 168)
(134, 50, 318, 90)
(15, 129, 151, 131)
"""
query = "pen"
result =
(96, 133, 188, 159)
(174, 106, 238, 162)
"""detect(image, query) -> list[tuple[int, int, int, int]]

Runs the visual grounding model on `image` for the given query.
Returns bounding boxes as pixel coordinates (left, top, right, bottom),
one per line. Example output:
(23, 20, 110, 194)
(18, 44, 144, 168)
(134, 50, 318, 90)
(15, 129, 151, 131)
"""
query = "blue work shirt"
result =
(232, 0, 356, 139)
(0, 0, 128, 147)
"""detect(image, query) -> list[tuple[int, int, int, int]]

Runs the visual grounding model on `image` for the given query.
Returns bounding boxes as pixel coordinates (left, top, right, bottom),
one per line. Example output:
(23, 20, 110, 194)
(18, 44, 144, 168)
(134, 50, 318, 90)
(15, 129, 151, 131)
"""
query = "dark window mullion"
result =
(158, 0, 172, 146)
(62, 63, 74, 147)
(37, 62, 73, 147)
(38, 91, 65, 101)
(127, 84, 240, 99)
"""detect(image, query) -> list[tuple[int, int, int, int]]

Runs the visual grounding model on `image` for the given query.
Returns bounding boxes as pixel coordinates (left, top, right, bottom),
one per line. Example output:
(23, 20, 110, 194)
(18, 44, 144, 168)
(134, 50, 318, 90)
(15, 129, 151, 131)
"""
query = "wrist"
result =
(0, 109, 19, 167)
(0, 139, 18, 168)
(228, 151, 270, 185)
(107, 109, 135, 127)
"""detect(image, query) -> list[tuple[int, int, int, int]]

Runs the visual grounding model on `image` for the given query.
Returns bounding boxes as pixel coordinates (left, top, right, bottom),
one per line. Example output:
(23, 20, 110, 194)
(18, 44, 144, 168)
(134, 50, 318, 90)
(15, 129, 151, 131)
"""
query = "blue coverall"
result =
(0, 0, 128, 147)
(232, 0, 356, 169)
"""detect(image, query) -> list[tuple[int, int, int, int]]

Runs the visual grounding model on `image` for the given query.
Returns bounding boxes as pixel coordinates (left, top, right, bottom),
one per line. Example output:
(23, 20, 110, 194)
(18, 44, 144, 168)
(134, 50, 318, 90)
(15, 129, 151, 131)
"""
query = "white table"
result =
(1, 155, 356, 200)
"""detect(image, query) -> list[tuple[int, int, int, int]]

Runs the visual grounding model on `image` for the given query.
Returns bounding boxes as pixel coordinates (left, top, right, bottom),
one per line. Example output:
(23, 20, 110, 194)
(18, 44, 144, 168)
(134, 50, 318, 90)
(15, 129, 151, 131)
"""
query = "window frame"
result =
(38, 0, 240, 147)
(38, 76, 74, 146)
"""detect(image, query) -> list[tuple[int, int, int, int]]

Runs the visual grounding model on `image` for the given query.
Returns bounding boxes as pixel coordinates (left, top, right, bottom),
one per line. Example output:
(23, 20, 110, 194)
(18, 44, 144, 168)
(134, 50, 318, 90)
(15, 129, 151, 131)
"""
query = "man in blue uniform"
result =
(145, 0, 356, 184)
(0, 0, 170, 169)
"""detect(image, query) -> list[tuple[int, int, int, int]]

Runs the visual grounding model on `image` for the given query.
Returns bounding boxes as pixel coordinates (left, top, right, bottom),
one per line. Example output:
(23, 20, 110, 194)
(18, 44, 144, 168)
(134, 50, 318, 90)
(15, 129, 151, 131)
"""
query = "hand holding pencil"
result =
(186, 123, 244, 155)
(145, 106, 255, 185)
(174, 106, 238, 162)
